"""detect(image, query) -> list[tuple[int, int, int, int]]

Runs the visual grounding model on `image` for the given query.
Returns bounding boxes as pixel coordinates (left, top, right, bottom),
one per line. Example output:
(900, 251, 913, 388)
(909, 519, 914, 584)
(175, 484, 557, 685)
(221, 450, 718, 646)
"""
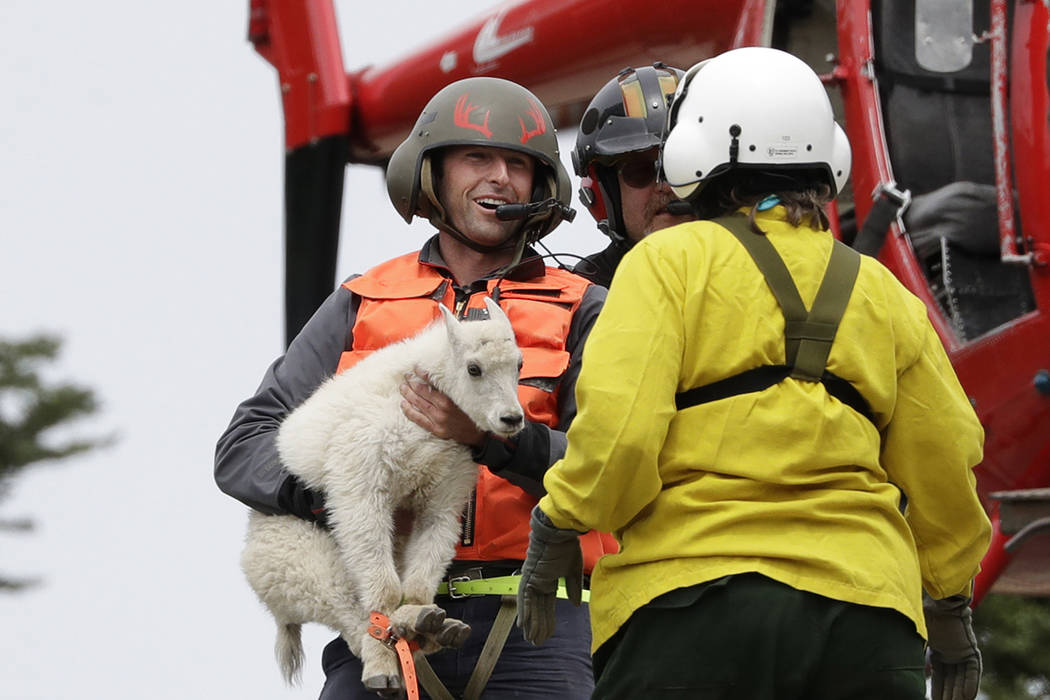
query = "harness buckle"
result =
(446, 575, 471, 599)
(872, 180, 912, 230)
(367, 611, 397, 648)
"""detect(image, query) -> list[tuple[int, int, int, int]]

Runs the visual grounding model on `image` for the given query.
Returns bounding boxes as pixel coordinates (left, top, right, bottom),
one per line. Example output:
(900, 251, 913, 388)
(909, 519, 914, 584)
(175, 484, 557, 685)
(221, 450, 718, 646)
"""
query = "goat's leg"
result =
(395, 481, 475, 651)
(323, 485, 405, 693)
(325, 484, 403, 610)
(356, 630, 403, 697)
(399, 474, 476, 605)
(398, 508, 461, 604)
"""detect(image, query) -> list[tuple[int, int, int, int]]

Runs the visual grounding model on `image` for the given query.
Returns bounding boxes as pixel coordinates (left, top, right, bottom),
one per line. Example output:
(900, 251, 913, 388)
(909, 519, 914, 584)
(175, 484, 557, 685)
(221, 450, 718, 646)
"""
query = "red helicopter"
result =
(246, 0, 1049, 604)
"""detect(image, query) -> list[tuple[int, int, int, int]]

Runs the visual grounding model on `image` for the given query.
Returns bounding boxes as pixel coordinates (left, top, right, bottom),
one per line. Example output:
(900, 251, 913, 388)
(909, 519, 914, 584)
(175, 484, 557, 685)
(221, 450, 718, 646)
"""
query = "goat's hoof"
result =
(363, 674, 404, 698)
(437, 619, 471, 648)
(414, 606, 447, 634)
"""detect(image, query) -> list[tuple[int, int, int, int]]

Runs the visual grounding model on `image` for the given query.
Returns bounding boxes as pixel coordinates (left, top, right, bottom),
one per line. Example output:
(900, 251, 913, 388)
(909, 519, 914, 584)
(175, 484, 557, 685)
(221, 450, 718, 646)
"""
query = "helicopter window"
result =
(874, 0, 1035, 341)
(915, 0, 975, 73)
(874, 0, 994, 195)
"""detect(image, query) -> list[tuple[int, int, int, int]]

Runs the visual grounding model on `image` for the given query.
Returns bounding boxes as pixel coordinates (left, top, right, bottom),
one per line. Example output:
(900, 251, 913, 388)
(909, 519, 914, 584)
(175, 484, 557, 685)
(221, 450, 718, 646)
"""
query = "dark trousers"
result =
(592, 573, 926, 700)
(319, 595, 593, 699)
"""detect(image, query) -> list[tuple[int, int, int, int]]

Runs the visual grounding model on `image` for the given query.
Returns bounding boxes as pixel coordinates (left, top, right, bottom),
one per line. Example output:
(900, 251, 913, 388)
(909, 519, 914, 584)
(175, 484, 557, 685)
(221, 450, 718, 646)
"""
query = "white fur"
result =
(241, 298, 524, 693)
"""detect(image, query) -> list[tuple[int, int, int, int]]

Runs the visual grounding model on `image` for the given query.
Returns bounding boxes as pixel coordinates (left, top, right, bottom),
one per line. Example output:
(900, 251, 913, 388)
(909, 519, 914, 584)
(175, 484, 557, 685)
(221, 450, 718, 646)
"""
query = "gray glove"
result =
(517, 505, 585, 645)
(924, 592, 982, 700)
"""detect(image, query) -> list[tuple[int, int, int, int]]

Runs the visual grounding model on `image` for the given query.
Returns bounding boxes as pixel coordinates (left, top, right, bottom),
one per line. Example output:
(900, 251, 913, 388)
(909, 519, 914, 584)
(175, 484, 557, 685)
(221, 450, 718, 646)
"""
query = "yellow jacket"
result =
(540, 208, 991, 652)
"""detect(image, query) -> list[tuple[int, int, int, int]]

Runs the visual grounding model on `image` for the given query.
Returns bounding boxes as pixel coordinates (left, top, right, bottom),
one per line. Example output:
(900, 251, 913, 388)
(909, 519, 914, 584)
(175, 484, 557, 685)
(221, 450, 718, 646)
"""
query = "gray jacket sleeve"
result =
(214, 284, 358, 514)
(471, 283, 607, 496)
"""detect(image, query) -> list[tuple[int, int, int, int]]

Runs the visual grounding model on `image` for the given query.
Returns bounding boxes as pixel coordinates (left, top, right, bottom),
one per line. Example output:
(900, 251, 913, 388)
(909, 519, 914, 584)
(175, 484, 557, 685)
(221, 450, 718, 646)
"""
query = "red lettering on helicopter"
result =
(453, 94, 493, 138)
(518, 99, 547, 144)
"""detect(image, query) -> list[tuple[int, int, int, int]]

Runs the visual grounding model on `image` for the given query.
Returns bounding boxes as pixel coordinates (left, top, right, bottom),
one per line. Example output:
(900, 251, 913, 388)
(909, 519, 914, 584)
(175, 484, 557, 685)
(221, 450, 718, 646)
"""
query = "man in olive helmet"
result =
(571, 63, 695, 287)
(216, 77, 612, 699)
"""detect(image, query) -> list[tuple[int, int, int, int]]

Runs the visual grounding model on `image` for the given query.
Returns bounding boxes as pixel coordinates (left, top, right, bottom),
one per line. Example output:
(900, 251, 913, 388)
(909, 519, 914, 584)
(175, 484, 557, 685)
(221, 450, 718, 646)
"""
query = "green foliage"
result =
(976, 593, 1050, 699)
(0, 334, 110, 591)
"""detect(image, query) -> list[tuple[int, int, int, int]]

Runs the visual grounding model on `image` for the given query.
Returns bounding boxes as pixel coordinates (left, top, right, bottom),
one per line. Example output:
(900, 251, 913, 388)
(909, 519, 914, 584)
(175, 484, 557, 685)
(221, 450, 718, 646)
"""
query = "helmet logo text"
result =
(766, 145, 799, 159)
(519, 99, 547, 144)
(453, 94, 493, 139)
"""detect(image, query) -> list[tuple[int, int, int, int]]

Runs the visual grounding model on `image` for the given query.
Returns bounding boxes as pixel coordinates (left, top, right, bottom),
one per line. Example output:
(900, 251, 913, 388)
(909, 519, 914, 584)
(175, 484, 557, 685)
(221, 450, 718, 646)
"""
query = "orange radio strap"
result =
(367, 611, 420, 700)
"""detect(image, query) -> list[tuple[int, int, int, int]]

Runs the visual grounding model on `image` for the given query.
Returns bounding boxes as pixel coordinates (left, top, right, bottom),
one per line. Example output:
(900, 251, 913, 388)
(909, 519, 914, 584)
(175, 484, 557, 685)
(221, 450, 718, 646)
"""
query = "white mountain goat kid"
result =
(241, 297, 524, 695)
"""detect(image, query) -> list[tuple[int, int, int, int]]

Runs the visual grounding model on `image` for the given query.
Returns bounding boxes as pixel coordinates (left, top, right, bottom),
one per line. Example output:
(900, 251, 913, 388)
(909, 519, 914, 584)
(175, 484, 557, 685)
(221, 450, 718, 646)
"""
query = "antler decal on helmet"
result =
(519, 99, 547, 144)
(453, 94, 493, 138)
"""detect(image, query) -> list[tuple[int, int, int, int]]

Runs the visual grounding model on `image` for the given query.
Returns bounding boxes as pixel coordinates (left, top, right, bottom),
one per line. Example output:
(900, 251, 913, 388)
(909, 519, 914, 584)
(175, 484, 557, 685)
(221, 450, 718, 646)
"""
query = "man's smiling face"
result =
(437, 145, 536, 246)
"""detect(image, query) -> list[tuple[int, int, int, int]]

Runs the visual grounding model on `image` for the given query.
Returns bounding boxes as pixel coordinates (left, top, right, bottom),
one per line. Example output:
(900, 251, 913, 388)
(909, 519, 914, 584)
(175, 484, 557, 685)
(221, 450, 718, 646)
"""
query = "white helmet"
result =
(661, 47, 851, 200)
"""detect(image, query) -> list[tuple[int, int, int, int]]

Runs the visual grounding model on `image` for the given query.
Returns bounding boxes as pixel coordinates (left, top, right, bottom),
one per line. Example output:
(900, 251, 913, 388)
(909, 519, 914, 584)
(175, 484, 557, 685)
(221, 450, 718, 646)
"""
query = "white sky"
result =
(0, 1, 606, 698)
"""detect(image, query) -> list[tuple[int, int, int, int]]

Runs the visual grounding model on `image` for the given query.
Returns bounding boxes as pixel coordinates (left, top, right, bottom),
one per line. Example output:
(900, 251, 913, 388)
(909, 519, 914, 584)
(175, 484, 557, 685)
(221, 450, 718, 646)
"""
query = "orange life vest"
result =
(338, 252, 617, 571)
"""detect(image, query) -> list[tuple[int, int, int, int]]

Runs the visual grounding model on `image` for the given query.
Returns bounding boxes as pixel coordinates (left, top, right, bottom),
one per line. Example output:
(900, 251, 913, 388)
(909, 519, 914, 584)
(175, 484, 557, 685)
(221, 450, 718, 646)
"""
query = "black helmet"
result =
(387, 77, 573, 247)
(571, 64, 684, 245)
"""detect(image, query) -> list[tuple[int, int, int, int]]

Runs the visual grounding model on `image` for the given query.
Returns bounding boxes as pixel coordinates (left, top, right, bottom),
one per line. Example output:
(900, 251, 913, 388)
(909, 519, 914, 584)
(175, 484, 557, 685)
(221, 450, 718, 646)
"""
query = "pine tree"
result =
(976, 593, 1050, 699)
(0, 334, 109, 591)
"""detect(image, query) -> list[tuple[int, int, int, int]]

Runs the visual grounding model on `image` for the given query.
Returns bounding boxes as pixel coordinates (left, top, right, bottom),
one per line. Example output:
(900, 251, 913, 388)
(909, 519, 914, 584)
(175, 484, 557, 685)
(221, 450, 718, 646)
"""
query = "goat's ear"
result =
(483, 296, 511, 327)
(439, 304, 462, 345)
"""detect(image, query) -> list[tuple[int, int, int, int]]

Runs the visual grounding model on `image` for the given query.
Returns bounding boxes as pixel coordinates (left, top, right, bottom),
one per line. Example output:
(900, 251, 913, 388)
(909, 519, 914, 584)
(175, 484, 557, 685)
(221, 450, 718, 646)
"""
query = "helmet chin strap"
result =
(506, 232, 529, 269)
(598, 219, 631, 250)
(594, 166, 630, 248)
(431, 216, 524, 254)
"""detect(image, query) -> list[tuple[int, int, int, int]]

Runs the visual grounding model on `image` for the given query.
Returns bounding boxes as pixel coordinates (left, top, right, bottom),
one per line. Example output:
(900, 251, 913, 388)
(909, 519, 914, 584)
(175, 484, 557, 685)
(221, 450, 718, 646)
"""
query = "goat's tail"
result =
(275, 621, 305, 685)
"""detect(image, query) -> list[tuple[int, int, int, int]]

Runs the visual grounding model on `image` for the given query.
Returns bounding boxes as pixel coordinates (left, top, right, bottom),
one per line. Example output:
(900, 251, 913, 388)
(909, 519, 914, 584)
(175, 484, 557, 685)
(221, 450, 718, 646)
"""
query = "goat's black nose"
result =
(500, 413, 524, 429)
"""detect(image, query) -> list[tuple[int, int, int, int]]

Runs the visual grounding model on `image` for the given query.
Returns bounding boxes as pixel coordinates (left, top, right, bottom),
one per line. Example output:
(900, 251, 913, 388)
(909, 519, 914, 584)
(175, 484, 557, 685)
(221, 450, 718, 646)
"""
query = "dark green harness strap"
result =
(462, 596, 518, 699)
(411, 597, 518, 700)
(674, 215, 874, 423)
(414, 653, 456, 700)
(716, 215, 860, 381)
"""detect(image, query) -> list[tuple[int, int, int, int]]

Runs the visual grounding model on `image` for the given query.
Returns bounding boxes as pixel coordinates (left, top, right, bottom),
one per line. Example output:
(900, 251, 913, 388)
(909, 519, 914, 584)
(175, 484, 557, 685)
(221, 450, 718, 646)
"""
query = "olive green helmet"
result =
(386, 77, 573, 245)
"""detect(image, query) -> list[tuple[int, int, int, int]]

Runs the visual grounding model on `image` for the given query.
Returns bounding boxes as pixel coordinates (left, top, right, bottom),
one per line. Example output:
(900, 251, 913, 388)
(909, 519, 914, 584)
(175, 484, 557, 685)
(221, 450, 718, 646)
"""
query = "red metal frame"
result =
(249, 0, 351, 150)
(1009, 0, 1050, 267)
(989, 0, 1020, 260)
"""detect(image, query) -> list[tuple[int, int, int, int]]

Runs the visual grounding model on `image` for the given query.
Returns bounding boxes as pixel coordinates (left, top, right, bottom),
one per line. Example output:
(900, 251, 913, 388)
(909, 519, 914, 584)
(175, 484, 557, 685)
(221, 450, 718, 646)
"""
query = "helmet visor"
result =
(620, 71, 679, 119)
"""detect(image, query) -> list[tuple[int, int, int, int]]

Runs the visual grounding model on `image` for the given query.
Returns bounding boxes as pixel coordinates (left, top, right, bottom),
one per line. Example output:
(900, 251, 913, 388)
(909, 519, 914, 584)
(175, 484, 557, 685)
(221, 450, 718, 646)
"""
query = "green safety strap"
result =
(462, 596, 517, 700)
(434, 575, 591, 603)
(714, 215, 860, 381)
(413, 653, 455, 700)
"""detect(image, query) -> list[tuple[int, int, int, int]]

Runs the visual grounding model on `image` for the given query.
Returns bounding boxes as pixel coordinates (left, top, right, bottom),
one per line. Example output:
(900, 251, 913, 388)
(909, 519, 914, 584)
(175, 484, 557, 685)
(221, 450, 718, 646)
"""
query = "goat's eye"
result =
(467, 363, 482, 377)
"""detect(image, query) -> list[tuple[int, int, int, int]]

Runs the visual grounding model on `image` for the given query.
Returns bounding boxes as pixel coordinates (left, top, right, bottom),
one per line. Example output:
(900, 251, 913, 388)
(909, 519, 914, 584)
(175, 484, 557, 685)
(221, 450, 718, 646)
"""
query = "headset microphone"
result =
(496, 198, 577, 224)
(665, 200, 694, 216)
